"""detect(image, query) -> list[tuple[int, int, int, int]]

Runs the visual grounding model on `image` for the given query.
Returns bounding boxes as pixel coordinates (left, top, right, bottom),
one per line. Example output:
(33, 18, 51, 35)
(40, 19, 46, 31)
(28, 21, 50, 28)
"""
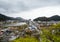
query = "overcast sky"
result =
(0, 0, 60, 19)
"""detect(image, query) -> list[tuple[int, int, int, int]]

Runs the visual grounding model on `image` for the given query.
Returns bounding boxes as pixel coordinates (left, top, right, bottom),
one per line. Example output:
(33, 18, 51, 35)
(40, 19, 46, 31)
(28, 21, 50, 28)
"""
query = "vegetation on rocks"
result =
(11, 23, 60, 42)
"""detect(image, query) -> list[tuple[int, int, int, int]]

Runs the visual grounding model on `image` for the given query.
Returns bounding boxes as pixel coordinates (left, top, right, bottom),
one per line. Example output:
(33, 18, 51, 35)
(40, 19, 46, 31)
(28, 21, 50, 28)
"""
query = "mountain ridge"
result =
(0, 13, 26, 21)
(34, 15, 60, 21)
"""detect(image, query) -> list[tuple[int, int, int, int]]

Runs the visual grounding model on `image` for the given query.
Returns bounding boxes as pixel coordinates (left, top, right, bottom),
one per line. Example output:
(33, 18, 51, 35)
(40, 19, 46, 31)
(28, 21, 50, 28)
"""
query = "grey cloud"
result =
(0, 0, 60, 14)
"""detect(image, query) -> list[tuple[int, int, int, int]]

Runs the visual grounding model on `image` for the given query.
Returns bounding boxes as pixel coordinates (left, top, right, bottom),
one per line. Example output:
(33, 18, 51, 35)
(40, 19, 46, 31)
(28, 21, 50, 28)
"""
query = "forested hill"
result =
(34, 15, 60, 21)
(0, 13, 26, 21)
(0, 13, 15, 21)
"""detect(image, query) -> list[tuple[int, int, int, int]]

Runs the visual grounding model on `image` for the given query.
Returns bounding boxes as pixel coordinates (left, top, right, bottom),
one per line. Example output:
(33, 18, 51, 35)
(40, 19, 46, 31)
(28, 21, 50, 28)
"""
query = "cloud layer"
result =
(7, 6, 60, 19)
(0, 0, 60, 14)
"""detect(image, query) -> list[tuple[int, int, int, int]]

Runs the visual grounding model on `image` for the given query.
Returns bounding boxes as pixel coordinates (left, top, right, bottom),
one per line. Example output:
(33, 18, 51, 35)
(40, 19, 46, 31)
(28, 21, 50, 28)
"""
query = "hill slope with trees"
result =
(34, 15, 60, 21)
